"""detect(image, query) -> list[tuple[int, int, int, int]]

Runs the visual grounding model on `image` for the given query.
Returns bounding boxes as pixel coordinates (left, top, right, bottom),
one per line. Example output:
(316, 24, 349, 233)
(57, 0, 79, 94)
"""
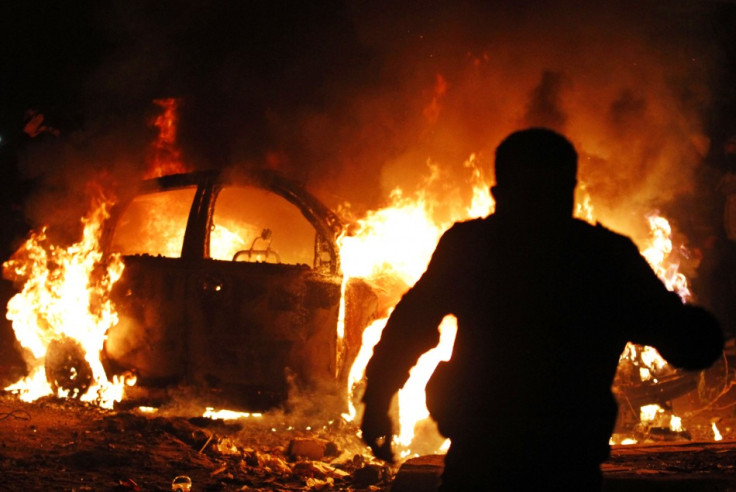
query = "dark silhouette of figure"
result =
(360, 128, 724, 491)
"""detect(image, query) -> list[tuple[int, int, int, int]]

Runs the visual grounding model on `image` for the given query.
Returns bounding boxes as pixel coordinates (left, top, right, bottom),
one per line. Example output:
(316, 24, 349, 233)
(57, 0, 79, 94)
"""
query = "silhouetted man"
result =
(361, 128, 724, 491)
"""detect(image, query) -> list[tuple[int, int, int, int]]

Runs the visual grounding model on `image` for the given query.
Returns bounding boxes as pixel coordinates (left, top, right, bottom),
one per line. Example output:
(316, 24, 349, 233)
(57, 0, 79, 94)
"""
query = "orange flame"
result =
(611, 210, 694, 444)
(395, 315, 457, 457)
(641, 212, 690, 301)
(144, 98, 190, 179)
(340, 156, 493, 456)
(341, 154, 700, 457)
(3, 198, 132, 408)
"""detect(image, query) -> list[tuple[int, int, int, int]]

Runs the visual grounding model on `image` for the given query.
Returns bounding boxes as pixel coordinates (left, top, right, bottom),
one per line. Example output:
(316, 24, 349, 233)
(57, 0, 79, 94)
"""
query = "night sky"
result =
(1, 1, 368, 166)
(1, 0, 736, 247)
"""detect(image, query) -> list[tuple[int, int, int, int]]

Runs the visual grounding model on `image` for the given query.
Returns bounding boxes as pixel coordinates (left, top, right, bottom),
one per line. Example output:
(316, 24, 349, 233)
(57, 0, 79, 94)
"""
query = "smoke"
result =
(524, 71, 570, 131)
(15, 119, 151, 245)
(323, 1, 720, 233)
(1, 0, 733, 424)
(5, 1, 732, 242)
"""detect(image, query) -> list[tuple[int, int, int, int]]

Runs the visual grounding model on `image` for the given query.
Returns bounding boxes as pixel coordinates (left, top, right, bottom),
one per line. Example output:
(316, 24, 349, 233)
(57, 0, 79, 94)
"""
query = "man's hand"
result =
(360, 403, 395, 463)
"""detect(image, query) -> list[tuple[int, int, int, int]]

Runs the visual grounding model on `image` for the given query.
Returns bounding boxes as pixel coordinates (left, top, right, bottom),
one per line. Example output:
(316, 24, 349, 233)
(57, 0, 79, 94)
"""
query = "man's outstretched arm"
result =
(360, 227, 461, 460)
(616, 236, 724, 370)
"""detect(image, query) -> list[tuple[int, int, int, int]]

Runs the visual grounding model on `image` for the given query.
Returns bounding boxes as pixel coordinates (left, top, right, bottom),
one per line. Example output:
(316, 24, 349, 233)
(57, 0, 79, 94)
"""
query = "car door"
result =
(185, 184, 342, 406)
(105, 183, 200, 386)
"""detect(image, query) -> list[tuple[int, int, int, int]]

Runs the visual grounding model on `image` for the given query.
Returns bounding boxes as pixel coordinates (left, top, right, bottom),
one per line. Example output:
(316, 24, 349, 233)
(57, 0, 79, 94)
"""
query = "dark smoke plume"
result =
(2, 0, 735, 243)
(524, 71, 569, 131)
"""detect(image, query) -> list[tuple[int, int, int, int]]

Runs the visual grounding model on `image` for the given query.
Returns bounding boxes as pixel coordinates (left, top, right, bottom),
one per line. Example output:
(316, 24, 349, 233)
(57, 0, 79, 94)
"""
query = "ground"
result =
(0, 394, 390, 491)
(2, 394, 736, 491)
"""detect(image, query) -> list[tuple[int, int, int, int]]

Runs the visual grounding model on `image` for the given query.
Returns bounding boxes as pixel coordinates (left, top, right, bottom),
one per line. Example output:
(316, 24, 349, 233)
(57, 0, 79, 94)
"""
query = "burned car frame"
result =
(100, 170, 372, 409)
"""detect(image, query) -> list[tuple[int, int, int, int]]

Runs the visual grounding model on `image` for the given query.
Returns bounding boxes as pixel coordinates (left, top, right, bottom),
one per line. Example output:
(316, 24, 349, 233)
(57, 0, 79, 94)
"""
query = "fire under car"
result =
(99, 169, 375, 409)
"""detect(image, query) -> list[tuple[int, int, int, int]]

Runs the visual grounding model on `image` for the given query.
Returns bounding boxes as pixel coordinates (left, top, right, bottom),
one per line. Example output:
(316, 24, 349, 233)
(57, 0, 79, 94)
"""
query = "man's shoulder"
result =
(581, 219, 631, 240)
(442, 216, 496, 241)
(570, 219, 639, 254)
(442, 216, 639, 252)
(448, 216, 633, 240)
(448, 216, 491, 232)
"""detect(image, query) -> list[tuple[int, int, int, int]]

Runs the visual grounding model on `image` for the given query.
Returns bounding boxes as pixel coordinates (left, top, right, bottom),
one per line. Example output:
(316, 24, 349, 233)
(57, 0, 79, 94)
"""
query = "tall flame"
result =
(340, 156, 493, 456)
(395, 315, 457, 457)
(3, 198, 131, 408)
(341, 155, 698, 457)
(641, 212, 690, 301)
(144, 98, 190, 179)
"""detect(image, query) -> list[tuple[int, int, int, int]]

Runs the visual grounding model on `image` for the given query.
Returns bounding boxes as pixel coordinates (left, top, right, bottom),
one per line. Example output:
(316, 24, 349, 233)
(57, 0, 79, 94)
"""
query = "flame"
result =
(712, 422, 723, 441)
(395, 315, 457, 456)
(464, 153, 495, 218)
(203, 407, 263, 420)
(574, 182, 596, 224)
(3, 105, 703, 446)
(613, 211, 694, 440)
(619, 343, 670, 383)
(340, 158, 492, 455)
(3, 198, 131, 408)
(640, 212, 690, 301)
(339, 187, 447, 286)
(209, 223, 249, 260)
(342, 317, 390, 422)
(341, 153, 705, 457)
(2, 101, 191, 407)
(112, 189, 193, 258)
(640, 403, 663, 423)
(144, 98, 190, 179)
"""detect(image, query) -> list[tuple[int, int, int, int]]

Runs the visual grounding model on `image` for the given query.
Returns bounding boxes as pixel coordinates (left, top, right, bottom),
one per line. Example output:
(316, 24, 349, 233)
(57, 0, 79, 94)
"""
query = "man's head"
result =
(491, 128, 578, 220)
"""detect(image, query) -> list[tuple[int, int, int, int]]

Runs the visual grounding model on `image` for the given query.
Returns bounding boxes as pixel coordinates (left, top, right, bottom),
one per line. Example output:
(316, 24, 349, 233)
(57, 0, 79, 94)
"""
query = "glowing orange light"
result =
(144, 98, 190, 179)
(339, 158, 493, 456)
(3, 198, 131, 408)
(340, 152, 703, 458)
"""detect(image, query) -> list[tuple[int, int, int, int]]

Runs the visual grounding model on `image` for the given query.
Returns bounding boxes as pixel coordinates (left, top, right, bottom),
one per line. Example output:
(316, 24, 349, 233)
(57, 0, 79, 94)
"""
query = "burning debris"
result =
(1, 139, 730, 461)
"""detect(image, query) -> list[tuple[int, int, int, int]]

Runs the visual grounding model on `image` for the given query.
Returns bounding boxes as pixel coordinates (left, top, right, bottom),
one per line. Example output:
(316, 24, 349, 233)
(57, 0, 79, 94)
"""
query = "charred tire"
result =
(44, 337, 94, 398)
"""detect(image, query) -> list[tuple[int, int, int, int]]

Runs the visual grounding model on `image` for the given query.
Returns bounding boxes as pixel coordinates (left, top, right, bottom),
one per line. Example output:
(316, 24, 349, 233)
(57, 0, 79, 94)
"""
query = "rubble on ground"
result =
(0, 394, 393, 491)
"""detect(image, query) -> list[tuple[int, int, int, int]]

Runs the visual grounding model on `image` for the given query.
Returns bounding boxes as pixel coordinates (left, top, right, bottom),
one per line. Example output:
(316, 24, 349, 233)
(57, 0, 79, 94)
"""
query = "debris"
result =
(198, 433, 214, 453)
(22, 110, 59, 137)
(0, 409, 30, 421)
(258, 453, 292, 474)
(213, 436, 240, 455)
(353, 463, 388, 487)
(304, 476, 334, 490)
(293, 461, 328, 479)
(116, 478, 141, 490)
(287, 437, 338, 461)
(390, 455, 443, 492)
(171, 475, 192, 491)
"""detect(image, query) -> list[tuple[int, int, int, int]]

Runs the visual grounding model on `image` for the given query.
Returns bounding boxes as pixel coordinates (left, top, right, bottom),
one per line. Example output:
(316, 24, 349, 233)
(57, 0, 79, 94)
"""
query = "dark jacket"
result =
(363, 215, 723, 466)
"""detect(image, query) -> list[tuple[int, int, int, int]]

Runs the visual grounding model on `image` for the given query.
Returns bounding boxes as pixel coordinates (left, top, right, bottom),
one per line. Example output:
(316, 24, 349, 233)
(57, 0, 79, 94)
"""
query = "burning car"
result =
(5, 160, 726, 451)
(99, 169, 375, 409)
